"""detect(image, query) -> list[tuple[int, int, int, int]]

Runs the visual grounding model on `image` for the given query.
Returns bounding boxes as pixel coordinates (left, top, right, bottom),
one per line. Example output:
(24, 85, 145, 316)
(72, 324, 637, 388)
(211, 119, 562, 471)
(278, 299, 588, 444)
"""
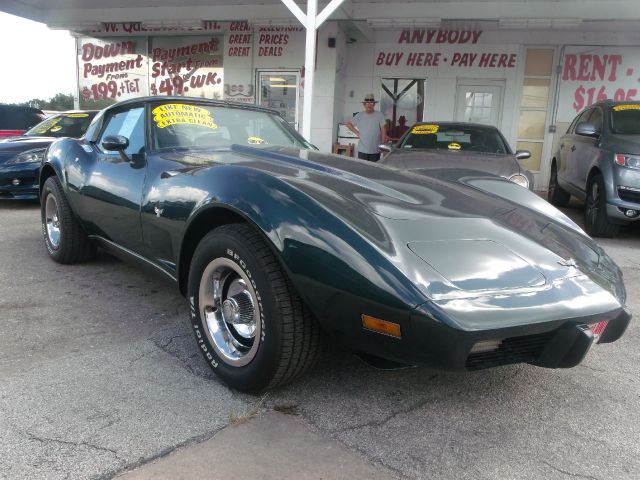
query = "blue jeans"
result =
(358, 152, 380, 162)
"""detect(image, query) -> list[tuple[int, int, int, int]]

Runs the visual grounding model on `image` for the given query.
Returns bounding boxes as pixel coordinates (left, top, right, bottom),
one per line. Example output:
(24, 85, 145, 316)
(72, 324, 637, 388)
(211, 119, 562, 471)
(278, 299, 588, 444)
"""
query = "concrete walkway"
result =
(116, 411, 399, 480)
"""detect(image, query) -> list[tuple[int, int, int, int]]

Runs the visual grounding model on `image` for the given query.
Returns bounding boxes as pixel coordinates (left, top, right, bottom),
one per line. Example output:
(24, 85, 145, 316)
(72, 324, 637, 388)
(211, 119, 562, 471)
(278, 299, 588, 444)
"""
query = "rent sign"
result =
(557, 46, 640, 121)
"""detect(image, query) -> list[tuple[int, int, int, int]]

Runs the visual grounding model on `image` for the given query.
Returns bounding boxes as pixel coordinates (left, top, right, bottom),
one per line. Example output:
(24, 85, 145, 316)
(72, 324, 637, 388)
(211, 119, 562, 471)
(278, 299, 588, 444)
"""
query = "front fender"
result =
(179, 164, 427, 333)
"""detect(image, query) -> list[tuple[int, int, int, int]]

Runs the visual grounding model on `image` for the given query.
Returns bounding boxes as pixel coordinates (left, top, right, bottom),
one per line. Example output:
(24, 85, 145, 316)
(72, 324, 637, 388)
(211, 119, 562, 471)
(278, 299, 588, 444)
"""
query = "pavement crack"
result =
(541, 461, 600, 480)
(331, 375, 438, 434)
(26, 431, 124, 462)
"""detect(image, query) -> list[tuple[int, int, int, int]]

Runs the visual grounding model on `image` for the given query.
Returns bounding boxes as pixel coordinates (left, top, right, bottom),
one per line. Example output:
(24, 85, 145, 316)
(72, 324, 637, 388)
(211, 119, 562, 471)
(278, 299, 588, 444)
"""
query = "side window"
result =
(588, 108, 603, 132)
(98, 107, 145, 156)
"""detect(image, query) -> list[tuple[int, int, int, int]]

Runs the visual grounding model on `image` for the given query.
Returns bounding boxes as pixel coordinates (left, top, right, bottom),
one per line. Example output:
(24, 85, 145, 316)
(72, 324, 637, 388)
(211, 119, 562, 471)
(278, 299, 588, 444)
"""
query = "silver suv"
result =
(548, 100, 640, 237)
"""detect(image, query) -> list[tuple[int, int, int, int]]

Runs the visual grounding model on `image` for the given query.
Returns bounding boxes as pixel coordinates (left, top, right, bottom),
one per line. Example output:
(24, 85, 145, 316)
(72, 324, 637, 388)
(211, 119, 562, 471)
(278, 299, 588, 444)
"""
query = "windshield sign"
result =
(25, 113, 96, 138)
(611, 104, 640, 134)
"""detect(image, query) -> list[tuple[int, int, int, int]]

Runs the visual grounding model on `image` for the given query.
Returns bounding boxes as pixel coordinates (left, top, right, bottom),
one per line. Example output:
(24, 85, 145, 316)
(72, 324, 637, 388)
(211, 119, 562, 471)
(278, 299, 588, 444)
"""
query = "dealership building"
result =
(4, 0, 640, 189)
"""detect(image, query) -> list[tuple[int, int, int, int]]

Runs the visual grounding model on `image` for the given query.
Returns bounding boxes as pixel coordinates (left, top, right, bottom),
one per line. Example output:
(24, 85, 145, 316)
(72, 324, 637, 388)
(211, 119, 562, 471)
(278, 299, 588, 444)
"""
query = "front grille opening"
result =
(465, 331, 554, 370)
(618, 187, 640, 204)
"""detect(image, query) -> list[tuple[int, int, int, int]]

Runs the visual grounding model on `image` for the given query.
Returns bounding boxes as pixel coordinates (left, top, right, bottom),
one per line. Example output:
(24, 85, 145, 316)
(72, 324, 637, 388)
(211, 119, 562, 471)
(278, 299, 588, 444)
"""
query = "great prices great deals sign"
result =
(557, 46, 640, 122)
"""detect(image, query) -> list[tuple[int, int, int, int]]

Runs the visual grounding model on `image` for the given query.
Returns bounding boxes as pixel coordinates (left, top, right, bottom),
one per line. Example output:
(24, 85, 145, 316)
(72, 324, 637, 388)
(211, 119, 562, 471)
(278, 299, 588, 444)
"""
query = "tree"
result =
(15, 93, 74, 111)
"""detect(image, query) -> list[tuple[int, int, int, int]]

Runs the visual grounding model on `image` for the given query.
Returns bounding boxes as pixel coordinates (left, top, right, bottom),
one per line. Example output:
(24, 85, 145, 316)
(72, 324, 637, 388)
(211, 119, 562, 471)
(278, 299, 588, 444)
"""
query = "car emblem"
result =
(558, 258, 577, 267)
(154, 206, 164, 217)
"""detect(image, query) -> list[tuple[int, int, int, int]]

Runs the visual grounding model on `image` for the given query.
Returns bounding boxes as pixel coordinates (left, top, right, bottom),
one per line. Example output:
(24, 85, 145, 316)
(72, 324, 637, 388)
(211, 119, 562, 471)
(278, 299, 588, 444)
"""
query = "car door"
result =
(77, 105, 147, 251)
(560, 108, 592, 195)
(574, 107, 604, 189)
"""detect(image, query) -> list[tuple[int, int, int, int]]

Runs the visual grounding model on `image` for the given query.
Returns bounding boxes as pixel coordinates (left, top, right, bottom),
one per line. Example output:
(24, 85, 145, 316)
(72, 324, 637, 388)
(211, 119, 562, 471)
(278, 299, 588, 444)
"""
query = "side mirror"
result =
(378, 144, 392, 154)
(575, 122, 599, 137)
(102, 135, 129, 151)
(515, 150, 531, 160)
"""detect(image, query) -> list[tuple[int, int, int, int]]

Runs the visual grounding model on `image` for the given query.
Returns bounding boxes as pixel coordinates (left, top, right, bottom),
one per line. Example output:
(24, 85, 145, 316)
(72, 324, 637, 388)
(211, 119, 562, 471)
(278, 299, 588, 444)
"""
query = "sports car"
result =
(379, 122, 534, 190)
(39, 97, 631, 392)
(0, 110, 97, 200)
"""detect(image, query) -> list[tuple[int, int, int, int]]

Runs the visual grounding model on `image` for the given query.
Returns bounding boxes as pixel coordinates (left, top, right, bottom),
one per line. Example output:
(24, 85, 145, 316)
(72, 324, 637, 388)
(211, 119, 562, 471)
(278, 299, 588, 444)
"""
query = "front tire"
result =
(584, 174, 620, 237)
(188, 224, 322, 392)
(547, 162, 570, 207)
(41, 176, 96, 264)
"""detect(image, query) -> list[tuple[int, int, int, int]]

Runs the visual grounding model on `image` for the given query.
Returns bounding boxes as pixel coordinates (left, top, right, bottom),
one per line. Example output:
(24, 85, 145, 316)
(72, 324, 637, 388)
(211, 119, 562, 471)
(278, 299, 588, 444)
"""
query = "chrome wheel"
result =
(198, 257, 260, 367)
(45, 193, 61, 249)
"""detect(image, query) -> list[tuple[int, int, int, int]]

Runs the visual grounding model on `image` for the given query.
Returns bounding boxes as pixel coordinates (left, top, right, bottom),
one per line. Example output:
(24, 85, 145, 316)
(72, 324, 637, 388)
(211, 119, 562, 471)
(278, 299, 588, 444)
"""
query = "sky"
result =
(0, 12, 77, 104)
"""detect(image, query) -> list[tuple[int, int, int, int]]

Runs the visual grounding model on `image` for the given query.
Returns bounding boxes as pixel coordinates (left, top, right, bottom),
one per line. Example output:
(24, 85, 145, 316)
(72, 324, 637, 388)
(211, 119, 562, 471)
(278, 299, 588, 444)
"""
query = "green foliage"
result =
(14, 93, 75, 111)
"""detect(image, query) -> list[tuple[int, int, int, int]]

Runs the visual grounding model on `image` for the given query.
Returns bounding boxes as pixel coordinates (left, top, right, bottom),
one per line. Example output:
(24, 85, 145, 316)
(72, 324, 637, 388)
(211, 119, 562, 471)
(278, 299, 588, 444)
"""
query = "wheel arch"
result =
(586, 166, 603, 188)
(177, 205, 278, 296)
(39, 163, 60, 198)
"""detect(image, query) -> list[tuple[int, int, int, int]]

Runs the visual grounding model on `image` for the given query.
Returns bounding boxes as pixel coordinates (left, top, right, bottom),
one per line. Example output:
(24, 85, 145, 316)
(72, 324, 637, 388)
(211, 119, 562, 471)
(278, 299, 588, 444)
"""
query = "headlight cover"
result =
(614, 153, 640, 169)
(508, 173, 529, 189)
(7, 148, 46, 165)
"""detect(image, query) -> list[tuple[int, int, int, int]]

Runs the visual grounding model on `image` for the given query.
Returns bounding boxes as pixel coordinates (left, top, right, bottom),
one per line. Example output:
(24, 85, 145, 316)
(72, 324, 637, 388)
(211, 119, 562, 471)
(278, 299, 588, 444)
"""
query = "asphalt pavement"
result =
(0, 199, 638, 480)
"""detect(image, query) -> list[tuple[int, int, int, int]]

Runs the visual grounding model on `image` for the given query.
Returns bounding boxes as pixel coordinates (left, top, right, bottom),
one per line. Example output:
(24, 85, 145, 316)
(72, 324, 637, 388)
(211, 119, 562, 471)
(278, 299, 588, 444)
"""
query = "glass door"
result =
(257, 71, 300, 130)
(455, 82, 504, 127)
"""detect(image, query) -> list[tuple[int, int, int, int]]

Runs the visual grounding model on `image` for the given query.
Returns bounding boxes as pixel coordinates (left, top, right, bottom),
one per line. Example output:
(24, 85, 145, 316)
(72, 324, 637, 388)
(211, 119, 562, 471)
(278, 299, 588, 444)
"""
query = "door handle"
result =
(571, 145, 576, 152)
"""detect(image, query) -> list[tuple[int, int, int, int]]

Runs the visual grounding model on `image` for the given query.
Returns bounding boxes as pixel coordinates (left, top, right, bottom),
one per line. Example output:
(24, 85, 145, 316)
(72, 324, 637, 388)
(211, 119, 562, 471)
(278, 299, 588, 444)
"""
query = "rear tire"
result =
(584, 174, 620, 237)
(547, 162, 570, 207)
(41, 176, 96, 264)
(188, 224, 323, 392)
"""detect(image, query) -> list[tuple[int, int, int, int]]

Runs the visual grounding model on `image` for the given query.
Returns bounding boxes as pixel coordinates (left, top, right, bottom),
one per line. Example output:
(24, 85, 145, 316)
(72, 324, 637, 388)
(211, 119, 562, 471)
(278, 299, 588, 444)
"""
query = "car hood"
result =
(602, 134, 640, 155)
(0, 136, 54, 152)
(380, 149, 521, 178)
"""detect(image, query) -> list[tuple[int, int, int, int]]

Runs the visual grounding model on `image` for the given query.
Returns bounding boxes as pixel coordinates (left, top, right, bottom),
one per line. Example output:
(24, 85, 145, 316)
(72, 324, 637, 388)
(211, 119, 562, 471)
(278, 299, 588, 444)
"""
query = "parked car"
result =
(379, 122, 534, 190)
(548, 100, 640, 237)
(40, 97, 630, 392)
(0, 110, 97, 200)
(0, 105, 45, 138)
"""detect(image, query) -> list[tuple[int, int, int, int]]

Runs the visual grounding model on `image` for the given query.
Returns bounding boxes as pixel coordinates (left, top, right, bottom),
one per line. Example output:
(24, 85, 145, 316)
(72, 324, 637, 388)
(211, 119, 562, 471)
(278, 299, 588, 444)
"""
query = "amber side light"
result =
(361, 314, 402, 339)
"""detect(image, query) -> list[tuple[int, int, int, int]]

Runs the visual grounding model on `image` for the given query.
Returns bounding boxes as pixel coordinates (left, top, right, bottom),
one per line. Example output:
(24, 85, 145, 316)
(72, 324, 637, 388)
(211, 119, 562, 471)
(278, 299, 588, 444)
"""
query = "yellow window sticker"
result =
(64, 113, 90, 118)
(247, 136, 266, 145)
(613, 104, 640, 111)
(50, 126, 63, 132)
(152, 104, 218, 130)
(411, 124, 439, 135)
(31, 117, 61, 134)
(447, 142, 462, 150)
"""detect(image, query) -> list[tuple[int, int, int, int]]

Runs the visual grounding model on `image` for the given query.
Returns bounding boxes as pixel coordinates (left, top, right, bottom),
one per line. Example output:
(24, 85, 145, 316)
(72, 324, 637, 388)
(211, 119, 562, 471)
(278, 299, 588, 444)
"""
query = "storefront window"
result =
(257, 71, 299, 129)
(380, 78, 425, 141)
(521, 79, 550, 108)
(516, 48, 554, 172)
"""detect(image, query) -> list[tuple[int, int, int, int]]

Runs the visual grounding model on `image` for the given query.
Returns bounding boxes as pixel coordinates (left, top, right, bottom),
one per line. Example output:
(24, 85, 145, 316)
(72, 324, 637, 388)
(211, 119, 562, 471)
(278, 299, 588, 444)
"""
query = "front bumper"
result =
(0, 163, 39, 200)
(354, 304, 631, 372)
(607, 166, 640, 221)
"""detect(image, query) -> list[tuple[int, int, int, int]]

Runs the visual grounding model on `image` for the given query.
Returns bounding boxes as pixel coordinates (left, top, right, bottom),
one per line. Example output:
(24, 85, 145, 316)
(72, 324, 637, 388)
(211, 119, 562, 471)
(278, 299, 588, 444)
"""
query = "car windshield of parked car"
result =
(24, 112, 97, 138)
(610, 105, 640, 134)
(151, 102, 311, 150)
(398, 123, 510, 154)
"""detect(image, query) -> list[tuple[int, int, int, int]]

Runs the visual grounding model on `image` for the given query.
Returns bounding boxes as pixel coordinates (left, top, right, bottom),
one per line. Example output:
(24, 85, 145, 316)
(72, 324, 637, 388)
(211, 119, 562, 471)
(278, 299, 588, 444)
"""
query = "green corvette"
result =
(40, 97, 631, 392)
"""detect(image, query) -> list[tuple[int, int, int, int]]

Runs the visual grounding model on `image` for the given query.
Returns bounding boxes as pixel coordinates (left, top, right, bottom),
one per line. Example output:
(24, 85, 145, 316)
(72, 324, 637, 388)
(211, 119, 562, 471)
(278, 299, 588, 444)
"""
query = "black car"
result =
(379, 122, 534, 190)
(0, 111, 97, 200)
(39, 97, 630, 392)
(548, 100, 640, 237)
(0, 105, 45, 138)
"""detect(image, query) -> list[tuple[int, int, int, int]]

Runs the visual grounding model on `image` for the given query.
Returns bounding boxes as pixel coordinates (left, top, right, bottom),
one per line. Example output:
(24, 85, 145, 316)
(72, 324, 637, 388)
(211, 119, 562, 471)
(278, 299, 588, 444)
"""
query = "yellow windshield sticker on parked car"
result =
(50, 126, 63, 132)
(411, 124, 439, 134)
(247, 136, 266, 144)
(447, 142, 462, 150)
(64, 113, 90, 118)
(152, 104, 218, 129)
(30, 117, 61, 134)
(613, 104, 640, 111)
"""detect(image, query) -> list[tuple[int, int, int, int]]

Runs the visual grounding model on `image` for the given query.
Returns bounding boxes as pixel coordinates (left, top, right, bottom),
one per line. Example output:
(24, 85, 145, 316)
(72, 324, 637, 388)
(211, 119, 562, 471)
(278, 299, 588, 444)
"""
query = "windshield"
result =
(398, 123, 511, 154)
(610, 104, 640, 134)
(24, 112, 96, 138)
(151, 103, 312, 150)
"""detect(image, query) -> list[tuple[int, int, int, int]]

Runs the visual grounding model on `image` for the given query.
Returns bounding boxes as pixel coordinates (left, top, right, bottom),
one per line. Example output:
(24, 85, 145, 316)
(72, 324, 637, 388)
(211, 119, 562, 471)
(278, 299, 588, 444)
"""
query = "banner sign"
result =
(557, 46, 640, 121)
(149, 35, 224, 98)
(78, 37, 148, 109)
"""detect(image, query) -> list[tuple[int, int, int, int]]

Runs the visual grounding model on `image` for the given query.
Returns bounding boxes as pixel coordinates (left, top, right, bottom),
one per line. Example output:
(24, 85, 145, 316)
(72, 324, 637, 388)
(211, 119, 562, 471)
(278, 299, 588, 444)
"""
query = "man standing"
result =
(346, 93, 388, 161)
